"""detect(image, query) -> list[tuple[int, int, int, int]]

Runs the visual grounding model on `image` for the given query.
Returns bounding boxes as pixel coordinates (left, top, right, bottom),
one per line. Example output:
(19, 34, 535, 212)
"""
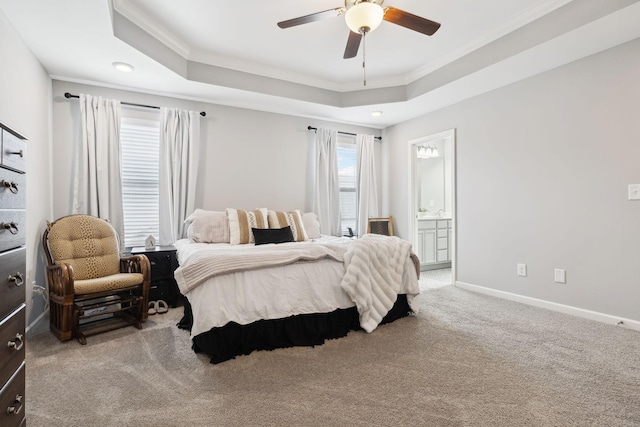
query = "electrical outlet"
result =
(554, 269, 566, 283)
(517, 263, 527, 277)
(629, 184, 640, 201)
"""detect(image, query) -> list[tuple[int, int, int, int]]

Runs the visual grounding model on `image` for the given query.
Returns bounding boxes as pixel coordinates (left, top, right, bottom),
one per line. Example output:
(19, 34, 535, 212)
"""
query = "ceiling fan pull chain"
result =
(362, 31, 367, 86)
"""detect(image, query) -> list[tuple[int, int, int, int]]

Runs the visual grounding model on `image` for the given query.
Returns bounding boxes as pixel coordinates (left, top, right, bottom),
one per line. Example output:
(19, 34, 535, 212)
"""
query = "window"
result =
(337, 137, 356, 236)
(120, 116, 160, 247)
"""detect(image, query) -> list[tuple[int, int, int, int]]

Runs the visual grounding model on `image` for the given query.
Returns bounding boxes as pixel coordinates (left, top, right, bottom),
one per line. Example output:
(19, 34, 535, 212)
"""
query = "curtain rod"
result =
(64, 93, 206, 117)
(307, 126, 381, 141)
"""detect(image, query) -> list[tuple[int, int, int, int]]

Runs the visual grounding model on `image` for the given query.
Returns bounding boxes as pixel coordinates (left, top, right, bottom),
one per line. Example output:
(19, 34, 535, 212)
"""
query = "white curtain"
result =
(356, 134, 379, 236)
(313, 128, 342, 236)
(159, 108, 201, 244)
(73, 94, 124, 250)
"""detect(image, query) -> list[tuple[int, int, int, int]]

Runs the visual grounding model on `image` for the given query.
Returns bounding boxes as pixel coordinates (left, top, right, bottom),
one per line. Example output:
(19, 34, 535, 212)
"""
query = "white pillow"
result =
(226, 208, 268, 245)
(301, 212, 321, 239)
(267, 209, 309, 242)
(185, 209, 229, 243)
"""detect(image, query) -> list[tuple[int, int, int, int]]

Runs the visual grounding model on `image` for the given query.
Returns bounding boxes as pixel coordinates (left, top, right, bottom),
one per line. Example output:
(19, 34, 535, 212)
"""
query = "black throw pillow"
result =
(252, 226, 295, 245)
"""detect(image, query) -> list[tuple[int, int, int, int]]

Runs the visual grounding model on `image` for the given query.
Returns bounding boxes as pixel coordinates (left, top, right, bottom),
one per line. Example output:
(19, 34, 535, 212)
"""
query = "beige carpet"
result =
(26, 286, 640, 426)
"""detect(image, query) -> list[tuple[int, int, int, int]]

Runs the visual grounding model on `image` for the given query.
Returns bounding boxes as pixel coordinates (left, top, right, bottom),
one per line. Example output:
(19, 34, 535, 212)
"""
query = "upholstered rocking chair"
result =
(42, 214, 150, 344)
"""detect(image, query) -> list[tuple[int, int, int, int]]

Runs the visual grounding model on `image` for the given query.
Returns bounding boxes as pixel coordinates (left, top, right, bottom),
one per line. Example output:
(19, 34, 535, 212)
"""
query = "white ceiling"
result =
(1, 0, 639, 128)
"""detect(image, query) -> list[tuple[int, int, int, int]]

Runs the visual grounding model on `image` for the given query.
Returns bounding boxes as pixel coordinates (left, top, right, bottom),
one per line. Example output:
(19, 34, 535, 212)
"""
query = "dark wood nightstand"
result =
(131, 245, 181, 307)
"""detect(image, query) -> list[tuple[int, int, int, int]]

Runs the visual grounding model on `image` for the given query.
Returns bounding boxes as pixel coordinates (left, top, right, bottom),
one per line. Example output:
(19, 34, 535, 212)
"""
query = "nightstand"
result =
(130, 245, 181, 307)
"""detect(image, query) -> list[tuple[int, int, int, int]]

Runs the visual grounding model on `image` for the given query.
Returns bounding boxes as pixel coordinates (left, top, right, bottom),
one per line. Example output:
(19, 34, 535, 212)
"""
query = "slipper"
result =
(156, 300, 169, 314)
(148, 301, 157, 315)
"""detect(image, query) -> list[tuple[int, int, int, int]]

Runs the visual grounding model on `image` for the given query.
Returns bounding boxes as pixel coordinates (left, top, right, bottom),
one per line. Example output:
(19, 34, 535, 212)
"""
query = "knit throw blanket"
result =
(174, 241, 349, 294)
(340, 234, 412, 333)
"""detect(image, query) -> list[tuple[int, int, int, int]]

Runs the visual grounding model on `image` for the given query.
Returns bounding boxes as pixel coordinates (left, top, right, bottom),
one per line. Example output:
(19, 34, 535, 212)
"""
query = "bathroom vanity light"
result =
(417, 145, 439, 158)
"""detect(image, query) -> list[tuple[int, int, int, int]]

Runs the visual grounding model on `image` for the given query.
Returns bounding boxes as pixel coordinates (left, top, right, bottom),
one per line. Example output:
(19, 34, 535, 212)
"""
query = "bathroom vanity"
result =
(416, 217, 452, 270)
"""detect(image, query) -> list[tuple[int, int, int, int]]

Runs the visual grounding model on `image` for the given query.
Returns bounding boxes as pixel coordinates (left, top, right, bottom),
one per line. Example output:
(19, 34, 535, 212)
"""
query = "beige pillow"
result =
(302, 212, 321, 239)
(185, 209, 229, 243)
(226, 208, 268, 245)
(267, 209, 309, 242)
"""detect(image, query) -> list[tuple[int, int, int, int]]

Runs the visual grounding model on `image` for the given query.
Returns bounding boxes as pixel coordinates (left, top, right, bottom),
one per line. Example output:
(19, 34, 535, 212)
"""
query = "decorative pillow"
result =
(267, 209, 309, 242)
(226, 208, 268, 245)
(185, 209, 229, 243)
(302, 212, 321, 239)
(252, 227, 294, 246)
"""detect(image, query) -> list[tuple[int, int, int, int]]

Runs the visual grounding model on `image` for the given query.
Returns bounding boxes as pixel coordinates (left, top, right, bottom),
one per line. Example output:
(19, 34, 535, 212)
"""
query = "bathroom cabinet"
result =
(417, 219, 451, 270)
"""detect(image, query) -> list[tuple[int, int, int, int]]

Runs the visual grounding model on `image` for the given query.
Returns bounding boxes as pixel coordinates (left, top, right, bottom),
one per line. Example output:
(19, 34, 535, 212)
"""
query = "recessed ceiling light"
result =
(112, 62, 134, 72)
(371, 111, 383, 117)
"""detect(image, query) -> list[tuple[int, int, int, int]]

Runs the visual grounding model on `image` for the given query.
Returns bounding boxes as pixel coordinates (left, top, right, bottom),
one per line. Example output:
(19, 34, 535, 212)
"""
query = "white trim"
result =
(455, 281, 640, 332)
(405, 0, 574, 84)
(112, 0, 191, 58)
(26, 310, 47, 334)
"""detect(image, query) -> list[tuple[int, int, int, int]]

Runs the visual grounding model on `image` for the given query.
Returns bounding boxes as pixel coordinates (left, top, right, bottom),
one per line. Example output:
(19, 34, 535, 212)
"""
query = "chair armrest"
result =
(46, 263, 75, 297)
(120, 255, 151, 281)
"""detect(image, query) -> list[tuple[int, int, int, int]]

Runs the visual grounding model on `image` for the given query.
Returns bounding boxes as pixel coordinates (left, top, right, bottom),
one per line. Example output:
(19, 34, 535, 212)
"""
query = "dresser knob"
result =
(9, 150, 23, 158)
(8, 272, 24, 287)
(0, 180, 19, 194)
(0, 222, 19, 234)
(6, 394, 23, 415)
(7, 333, 24, 351)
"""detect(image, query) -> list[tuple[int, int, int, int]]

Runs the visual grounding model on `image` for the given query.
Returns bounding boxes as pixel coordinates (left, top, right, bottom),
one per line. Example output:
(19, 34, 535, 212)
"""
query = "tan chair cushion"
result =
(74, 273, 143, 295)
(47, 215, 120, 280)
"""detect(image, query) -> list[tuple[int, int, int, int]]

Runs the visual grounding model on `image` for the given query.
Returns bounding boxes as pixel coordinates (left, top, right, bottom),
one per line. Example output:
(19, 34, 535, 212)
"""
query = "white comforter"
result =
(175, 236, 420, 337)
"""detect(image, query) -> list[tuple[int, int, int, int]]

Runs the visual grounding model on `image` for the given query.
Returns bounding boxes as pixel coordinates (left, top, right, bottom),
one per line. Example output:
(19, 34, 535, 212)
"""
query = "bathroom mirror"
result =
(416, 156, 445, 216)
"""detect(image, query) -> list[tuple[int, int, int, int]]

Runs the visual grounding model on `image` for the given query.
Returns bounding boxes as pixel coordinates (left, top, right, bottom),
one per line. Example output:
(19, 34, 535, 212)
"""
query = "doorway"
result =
(408, 129, 456, 288)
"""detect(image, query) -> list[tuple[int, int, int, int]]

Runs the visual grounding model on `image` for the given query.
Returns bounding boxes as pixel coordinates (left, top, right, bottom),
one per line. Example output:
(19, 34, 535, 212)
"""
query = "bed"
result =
(174, 209, 421, 363)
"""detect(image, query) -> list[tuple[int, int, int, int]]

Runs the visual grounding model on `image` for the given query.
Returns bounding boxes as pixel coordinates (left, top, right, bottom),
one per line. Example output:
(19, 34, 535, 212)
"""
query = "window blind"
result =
(337, 139, 356, 236)
(120, 117, 160, 247)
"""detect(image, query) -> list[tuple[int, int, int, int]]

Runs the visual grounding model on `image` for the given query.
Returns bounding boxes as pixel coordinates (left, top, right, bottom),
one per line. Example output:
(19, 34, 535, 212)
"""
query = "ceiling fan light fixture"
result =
(345, 2, 384, 34)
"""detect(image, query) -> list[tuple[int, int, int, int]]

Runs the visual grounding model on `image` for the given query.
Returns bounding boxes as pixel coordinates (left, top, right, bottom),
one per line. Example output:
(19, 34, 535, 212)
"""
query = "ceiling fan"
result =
(277, 0, 441, 60)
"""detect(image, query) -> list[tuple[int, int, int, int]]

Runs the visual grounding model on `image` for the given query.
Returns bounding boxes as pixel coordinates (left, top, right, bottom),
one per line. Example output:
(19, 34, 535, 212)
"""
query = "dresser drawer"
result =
(0, 305, 25, 389)
(0, 248, 26, 321)
(1, 130, 26, 174)
(0, 362, 25, 427)
(0, 169, 25, 209)
(0, 210, 25, 252)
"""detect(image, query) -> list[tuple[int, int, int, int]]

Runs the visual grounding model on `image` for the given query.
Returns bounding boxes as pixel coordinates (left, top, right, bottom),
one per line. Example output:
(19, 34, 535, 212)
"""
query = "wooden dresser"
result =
(0, 122, 27, 427)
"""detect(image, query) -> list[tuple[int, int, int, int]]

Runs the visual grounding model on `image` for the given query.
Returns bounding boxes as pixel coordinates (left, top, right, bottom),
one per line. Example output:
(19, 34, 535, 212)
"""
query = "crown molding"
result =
(112, 0, 191, 58)
(405, 0, 574, 84)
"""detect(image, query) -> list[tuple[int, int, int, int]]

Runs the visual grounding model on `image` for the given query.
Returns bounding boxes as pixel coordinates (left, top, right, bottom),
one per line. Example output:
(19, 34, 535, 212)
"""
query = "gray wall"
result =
(383, 38, 640, 321)
(0, 11, 53, 327)
(51, 80, 381, 228)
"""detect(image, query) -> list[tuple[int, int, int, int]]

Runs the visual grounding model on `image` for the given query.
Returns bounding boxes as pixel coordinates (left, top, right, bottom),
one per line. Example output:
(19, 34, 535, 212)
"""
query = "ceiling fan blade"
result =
(383, 7, 441, 36)
(277, 8, 344, 29)
(343, 31, 362, 59)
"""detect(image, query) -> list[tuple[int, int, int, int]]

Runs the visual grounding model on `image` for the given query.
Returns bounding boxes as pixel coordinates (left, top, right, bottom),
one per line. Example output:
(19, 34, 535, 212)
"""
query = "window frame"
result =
(336, 135, 357, 237)
(119, 111, 161, 248)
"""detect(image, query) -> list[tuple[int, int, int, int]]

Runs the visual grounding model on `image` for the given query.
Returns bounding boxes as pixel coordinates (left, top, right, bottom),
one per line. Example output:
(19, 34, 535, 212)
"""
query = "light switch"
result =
(629, 184, 640, 201)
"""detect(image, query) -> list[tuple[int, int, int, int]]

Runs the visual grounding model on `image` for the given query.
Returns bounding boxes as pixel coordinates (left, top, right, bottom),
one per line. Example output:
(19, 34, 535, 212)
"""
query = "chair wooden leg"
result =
(73, 305, 84, 344)
(76, 331, 87, 345)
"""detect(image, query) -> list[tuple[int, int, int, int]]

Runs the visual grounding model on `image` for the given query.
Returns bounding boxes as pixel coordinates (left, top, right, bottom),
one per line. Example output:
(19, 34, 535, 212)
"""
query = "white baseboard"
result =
(455, 281, 640, 332)
(26, 310, 47, 334)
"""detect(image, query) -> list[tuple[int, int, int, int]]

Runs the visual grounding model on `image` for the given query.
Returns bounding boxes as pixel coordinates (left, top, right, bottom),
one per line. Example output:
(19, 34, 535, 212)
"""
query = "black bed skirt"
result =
(178, 295, 413, 364)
